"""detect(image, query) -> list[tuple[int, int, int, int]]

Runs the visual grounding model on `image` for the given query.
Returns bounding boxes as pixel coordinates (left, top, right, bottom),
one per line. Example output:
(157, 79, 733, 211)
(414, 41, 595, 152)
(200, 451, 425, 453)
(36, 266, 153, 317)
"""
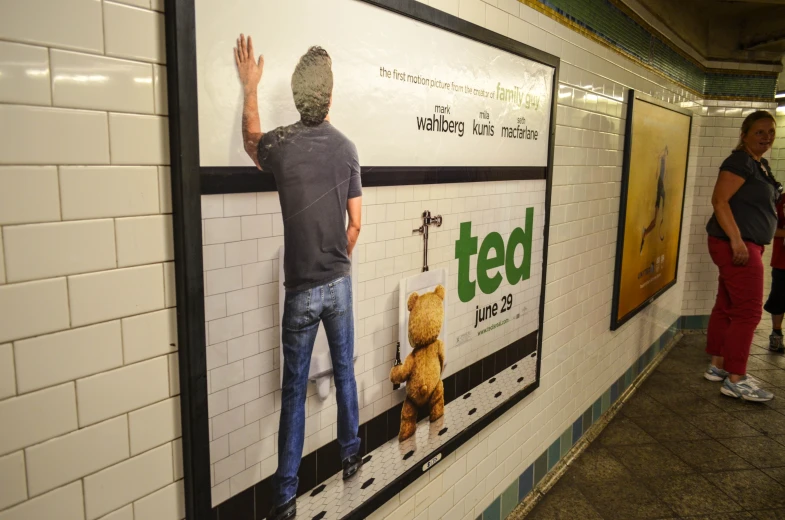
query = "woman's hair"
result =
(735, 110, 776, 150)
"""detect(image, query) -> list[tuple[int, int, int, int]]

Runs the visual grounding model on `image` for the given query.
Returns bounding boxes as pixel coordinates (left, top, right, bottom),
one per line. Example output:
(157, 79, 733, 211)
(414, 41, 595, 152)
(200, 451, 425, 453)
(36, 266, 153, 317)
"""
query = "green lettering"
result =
(455, 222, 478, 302)
(505, 207, 534, 284)
(477, 232, 504, 295)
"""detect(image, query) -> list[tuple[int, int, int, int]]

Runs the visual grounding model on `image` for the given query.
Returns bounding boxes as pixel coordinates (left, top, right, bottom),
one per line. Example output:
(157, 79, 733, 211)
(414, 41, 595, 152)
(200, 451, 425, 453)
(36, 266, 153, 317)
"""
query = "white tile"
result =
(228, 421, 260, 453)
(226, 240, 258, 268)
(14, 321, 123, 393)
(151, 0, 164, 11)
(3, 220, 117, 282)
(97, 505, 133, 520)
(168, 352, 180, 397)
(224, 193, 257, 217)
(212, 407, 244, 440)
(159, 166, 172, 213)
(209, 360, 244, 392)
(230, 463, 260, 496)
(76, 356, 169, 427)
(227, 287, 259, 316)
(227, 333, 259, 363)
(201, 195, 223, 218)
(0, 228, 4, 285)
(0, 382, 77, 456)
(0, 105, 109, 164)
(153, 64, 168, 115)
(172, 439, 183, 480)
(25, 415, 129, 497)
(0, 278, 70, 343)
(133, 480, 185, 520)
(59, 166, 160, 220)
(206, 342, 228, 370)
(116, 215, 174, 267)
(205, 266, 243, 296)
(459, 0, 486, 25)
(204, 218, 242, 245)
(164, 261, 176, 308)
(128, 397, 181, 455)
(51, 49, 154, 113)
(83, 443, 173, 520)
(0, 481, 84, 520)
(214, 451, 245, 484)
(0, 451, 26, 510)
(228, 379, 259, 410)
(122, 308, 177, 364)
(429, 0, 460, 16)
(485, 5, 509, 36)
(109, 113, 169, 165)
(0, 41, 50, 105)
(103, 1, 166, 63)
(0, 344, 15, 400)
(112, 0, 149, 9)
(205, 294, 227, 321)
(0, 0, 103, 53)
(241, 215, 272, 239)
(68, 264, 164, 327)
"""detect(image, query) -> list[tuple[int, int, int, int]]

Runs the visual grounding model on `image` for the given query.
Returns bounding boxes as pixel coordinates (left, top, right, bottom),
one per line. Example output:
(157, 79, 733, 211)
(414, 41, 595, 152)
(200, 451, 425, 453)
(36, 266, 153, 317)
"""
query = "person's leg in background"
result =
(706, 237, 732, 381)
(714, 242, 774, 401)
(764, 267, 785, 353)
(271, 287, 322, 520)
(321, 276, 362, 479)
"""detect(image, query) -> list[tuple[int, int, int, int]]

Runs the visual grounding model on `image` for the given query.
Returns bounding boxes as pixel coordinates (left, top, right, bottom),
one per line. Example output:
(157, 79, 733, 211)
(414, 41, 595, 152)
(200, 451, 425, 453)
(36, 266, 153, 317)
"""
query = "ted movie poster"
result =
(612, 93, 690, 329)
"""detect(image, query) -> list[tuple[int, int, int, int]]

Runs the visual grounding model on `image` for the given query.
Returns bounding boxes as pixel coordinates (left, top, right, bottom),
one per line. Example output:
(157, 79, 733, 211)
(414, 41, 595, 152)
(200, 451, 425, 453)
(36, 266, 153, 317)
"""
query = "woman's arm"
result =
(711, 171, 748, 265)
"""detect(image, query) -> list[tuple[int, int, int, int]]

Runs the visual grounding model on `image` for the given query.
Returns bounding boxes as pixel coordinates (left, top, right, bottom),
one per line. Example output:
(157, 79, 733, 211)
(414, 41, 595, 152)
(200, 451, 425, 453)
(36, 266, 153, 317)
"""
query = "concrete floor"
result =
(524, 330, 785, 520)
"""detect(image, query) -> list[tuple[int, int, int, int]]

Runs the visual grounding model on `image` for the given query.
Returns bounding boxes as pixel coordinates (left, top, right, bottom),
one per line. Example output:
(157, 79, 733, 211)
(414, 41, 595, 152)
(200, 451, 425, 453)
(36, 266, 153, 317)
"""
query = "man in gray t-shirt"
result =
(235, 35, 362, 520)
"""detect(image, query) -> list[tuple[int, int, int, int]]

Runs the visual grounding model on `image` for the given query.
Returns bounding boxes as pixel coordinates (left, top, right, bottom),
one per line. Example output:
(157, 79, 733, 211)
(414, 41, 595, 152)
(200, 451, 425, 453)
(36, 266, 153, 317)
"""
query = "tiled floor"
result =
(524, 330, 785, 520)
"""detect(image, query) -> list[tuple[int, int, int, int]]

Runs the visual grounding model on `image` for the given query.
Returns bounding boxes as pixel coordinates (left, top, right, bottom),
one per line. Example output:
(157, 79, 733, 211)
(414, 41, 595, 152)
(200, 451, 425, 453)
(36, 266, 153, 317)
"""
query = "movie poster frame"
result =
(164, 1, 559, 518)
(610, 89, 692, 331)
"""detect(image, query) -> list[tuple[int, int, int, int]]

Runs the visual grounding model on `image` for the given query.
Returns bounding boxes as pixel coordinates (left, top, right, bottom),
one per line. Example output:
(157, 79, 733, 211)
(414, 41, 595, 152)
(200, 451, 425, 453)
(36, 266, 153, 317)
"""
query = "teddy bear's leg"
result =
(399, 397, 418, 442)
(428, 380, 445, 422)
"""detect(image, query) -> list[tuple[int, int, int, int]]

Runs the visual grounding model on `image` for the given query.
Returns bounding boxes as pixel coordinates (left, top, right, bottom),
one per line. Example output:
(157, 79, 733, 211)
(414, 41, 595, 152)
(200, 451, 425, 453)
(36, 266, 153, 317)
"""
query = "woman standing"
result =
(704, 110, 778, 402)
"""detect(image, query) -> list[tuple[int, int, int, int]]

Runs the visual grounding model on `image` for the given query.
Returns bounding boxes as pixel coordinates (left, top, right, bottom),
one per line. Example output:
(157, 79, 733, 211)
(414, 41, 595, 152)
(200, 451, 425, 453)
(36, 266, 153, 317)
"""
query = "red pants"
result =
(706, 236, 764, 375)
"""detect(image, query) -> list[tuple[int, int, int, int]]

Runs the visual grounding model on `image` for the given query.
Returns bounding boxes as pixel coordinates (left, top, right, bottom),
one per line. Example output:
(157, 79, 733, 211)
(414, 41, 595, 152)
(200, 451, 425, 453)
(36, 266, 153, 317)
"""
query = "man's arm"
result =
(234, 34, 265, 169)
(346, 196, 362, 257)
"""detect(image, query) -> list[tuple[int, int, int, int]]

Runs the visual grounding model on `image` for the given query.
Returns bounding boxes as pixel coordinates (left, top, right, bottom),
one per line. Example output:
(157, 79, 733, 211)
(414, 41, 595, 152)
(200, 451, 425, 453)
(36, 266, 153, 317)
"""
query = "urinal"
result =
(395, 268, 449, 388)
(278, 246, 359, 400)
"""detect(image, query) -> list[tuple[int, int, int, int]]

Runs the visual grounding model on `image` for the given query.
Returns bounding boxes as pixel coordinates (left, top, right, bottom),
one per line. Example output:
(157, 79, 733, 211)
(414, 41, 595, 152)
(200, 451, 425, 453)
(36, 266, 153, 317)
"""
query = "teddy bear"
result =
(390, 284, 446, 442)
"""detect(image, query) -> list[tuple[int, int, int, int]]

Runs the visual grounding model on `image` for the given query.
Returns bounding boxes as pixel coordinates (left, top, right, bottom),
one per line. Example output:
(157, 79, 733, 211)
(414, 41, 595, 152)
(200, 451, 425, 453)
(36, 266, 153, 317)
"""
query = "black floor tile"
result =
(684, 411, 763, 439)
(753, 354, 785, 369)
(731, 409, 785, 435)
(597, 417, 658, 447)
(662, 439, 753, 472)
(703, 469, 785, 509)
(524, 483, 605, 520)
(749, 370, 785, 387)
(607, 444, 693, 478)
(643, 474, 743, 517)
(681, 513, 757, 520)
(619, 394, 671, 418)
(745, 357, 782, 371)
(763, 466, 785, 485)
(753, 509, 785, 519)
(577, 479, 675, 519)
(560, 446, 633, 486)
(629, 413, 710, 442)
(718, 436, 785, 468)
(648, 391, 723, 416)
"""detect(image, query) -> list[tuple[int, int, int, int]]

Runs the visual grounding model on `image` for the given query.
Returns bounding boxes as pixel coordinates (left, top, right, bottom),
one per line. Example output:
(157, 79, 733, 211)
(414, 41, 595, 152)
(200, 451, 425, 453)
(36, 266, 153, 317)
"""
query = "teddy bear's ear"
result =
(434, 285, 445, 300)
(407, 292, 419, 311)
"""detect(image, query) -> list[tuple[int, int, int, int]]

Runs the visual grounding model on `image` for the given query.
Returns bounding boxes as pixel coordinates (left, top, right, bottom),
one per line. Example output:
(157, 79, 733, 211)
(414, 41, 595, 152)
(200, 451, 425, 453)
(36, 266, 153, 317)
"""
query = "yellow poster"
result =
(613, 95, 690, 329)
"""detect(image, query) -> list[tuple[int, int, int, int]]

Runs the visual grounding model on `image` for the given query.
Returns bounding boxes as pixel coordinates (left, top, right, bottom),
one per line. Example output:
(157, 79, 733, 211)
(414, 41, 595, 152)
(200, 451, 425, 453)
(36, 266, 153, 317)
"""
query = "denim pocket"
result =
(329, 276, 352, 317)
(283, 289, 311, 330)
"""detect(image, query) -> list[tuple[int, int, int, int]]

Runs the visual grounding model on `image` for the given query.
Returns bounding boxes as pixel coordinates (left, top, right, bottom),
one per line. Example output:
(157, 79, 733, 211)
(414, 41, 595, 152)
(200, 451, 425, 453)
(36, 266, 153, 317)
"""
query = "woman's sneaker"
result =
(704, 364, 729, 382)
(770, 332, 785, 353)
(721, 376, 775, 402)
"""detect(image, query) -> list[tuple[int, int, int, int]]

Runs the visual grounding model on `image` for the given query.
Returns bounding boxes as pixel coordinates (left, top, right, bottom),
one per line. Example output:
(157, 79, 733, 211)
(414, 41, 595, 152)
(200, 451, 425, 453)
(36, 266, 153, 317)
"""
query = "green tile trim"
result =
(533, 452, 548, 485)
(501, 481, 519, 518)
(520, 0, 777, 100)
(483, 496, 501, 520)
(559, 428, 572, 458)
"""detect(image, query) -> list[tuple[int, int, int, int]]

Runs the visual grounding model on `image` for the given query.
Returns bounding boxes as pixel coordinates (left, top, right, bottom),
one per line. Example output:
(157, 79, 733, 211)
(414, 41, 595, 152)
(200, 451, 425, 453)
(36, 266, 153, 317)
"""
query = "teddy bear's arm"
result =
(437, 340, 445, 373)
(390, 354, 414, 384)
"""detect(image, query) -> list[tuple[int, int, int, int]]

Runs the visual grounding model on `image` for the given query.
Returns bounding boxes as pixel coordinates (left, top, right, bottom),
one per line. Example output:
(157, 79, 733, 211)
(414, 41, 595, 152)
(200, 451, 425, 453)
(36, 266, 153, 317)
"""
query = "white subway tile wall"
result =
(0, 0, 775, 519)
(0, 1, 182, 519)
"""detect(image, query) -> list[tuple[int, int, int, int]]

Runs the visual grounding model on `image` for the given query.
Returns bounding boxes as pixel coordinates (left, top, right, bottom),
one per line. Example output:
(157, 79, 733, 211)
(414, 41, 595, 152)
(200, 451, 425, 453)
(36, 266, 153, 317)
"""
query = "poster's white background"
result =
(195, 0, 554, 167)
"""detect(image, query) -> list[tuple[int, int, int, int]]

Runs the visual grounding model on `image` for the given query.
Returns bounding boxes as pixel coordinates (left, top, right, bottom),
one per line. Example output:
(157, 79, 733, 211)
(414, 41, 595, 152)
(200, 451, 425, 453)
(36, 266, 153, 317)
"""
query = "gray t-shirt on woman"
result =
(258, 121, 362, 292)
(706, 150, 777, 246)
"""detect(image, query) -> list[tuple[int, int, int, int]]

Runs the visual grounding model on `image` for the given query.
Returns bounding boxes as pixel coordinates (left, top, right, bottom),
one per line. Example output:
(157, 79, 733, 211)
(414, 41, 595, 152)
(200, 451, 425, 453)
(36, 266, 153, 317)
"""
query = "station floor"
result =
(522, 329, 785, 520)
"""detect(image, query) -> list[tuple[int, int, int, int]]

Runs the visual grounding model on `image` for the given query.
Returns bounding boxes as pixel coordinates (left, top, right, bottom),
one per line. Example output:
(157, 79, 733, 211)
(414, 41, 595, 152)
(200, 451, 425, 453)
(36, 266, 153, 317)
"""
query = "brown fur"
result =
(390, 285, 446, 441)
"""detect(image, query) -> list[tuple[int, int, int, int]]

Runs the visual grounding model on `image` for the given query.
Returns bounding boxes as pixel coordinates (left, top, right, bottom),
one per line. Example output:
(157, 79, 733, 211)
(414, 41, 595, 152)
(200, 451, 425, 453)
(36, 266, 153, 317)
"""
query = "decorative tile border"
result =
(477, 315, 708, 520)
(519, 0, 778, 101)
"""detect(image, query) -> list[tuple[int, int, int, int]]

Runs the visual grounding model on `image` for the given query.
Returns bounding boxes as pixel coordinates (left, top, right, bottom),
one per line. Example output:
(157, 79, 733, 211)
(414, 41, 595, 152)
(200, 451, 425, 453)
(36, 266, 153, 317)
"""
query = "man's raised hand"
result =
(234, 34, 264, 93)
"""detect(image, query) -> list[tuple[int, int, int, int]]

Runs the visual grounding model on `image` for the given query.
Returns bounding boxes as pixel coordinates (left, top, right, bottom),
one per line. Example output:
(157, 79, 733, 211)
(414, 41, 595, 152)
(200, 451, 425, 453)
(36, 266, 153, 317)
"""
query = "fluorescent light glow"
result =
(775, 92, 785, 99)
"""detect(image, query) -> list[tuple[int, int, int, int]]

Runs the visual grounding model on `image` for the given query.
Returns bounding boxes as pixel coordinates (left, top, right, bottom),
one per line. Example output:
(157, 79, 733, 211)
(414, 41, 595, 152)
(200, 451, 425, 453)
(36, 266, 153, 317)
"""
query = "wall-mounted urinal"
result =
(278, 246, 359, 400)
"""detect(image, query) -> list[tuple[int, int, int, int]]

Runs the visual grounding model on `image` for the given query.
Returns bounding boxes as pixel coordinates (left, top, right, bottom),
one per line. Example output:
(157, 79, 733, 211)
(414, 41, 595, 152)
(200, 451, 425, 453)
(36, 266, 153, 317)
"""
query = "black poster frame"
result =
(610, 89, 692, 331)
(164, 1, 559, 519)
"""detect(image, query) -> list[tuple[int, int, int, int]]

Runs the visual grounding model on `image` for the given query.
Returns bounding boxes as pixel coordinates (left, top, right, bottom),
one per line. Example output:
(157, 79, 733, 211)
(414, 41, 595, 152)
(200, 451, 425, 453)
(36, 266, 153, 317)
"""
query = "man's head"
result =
(291, 46, 333, 126)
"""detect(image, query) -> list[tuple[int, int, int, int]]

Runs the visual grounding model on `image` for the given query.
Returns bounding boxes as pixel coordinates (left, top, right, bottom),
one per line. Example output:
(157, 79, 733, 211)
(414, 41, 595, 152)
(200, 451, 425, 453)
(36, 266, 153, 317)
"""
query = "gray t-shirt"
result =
(258, 121, 362, 292)
(706, 150, 777, 246)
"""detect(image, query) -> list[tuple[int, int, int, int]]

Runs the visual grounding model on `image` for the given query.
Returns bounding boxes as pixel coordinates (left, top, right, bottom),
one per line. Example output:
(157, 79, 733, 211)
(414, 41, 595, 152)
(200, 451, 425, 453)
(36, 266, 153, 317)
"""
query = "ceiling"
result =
(628, 0, 785, 63)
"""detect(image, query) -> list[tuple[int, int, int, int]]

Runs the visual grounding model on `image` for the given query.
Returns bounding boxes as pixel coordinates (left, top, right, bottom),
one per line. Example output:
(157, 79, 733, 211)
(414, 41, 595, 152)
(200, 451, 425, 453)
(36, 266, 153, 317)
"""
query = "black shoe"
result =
(770, 332, 785, 353)
(268, 498, 296, 520)
(342, 454, 362, 480)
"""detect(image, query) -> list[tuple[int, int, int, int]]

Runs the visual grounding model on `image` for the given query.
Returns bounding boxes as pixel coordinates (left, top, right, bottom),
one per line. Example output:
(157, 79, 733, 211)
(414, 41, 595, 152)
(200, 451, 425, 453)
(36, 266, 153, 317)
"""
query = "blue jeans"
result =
(273, 276, 361, 506)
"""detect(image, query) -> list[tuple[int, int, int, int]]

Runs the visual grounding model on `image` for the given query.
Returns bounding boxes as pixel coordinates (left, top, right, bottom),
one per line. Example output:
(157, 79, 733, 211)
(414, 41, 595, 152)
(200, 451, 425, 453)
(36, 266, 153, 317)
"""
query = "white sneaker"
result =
(721, 376, 775, 402)
(704, 364, 729, 382)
